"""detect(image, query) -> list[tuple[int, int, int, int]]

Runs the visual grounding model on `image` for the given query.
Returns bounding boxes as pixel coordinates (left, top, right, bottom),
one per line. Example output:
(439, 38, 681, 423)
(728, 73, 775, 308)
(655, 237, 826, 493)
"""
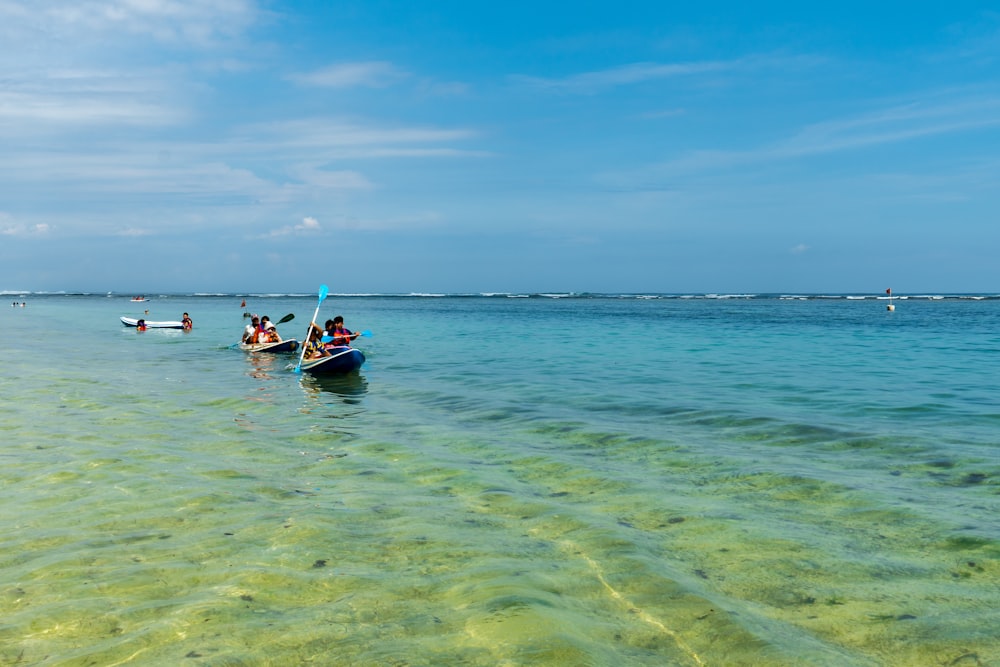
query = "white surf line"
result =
(561, 539, 706, 667)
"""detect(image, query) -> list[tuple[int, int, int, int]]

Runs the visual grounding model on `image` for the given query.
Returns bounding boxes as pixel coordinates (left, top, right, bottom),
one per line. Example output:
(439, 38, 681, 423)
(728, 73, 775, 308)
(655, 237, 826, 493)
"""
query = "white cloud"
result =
(296, 216, 321, 232)
(1, 218, 52, 236)
(265, 216, 323, 237)
(288, 61, 406, 88)
(790, 243, 809, 254)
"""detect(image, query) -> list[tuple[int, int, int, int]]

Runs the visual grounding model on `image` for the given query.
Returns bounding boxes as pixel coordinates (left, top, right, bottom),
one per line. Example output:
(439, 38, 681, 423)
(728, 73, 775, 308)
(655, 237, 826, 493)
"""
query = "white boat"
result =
(120, 316, 184, 329)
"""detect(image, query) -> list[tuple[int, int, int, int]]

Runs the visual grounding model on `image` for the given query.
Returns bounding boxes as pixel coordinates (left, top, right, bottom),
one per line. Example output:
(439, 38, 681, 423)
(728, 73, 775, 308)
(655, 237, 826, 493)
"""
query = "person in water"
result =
(136, 319, 147, 332)
(324, 316, 360, 347)
(182, 313, 193, 330)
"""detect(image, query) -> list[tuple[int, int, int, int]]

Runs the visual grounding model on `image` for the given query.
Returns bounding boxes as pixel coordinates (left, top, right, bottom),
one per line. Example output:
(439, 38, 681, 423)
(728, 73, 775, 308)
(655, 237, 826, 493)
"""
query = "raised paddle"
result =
(294, 285, 329, 373)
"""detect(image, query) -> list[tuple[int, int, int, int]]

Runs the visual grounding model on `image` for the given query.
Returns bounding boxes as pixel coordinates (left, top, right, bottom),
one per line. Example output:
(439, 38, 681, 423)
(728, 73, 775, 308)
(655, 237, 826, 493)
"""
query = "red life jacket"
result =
(327, 326, 352, 347)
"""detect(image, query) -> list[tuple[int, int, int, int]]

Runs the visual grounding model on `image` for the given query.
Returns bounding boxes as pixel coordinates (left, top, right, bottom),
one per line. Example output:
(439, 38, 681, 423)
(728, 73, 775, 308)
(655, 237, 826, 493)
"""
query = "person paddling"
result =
(324, 316, 360, 347)
(305, 324, 331, 358)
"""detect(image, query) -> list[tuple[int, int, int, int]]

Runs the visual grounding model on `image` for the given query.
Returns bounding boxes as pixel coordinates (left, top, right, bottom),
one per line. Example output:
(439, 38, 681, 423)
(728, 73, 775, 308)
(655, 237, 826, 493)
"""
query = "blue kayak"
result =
(299, 346, 365, 375)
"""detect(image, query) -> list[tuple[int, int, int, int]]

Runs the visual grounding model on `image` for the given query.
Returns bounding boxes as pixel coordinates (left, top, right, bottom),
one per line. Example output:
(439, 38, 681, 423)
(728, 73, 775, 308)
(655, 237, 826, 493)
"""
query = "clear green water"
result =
(1, 294, 997, 666)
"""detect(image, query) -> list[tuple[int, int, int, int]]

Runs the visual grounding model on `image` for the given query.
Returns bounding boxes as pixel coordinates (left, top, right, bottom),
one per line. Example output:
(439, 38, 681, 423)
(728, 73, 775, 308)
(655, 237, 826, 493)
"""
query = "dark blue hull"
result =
(299, 347, 365, 375)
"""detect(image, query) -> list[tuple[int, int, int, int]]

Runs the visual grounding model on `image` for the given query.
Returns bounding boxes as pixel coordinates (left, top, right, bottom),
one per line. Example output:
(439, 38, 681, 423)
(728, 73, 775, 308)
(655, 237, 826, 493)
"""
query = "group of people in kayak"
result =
(242, 315, 283, 344)
(304, 317, 361, 359)
(242, 314, 358, 357)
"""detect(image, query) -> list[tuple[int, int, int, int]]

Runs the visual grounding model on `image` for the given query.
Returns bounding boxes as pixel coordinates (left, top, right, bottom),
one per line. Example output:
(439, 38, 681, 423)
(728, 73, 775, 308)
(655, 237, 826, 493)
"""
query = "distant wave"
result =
(7, 291, 1000, 301)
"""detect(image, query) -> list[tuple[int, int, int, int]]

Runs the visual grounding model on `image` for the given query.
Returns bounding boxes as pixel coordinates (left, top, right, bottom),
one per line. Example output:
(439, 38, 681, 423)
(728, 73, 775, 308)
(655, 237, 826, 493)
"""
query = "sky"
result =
(1, 1, 998, 294)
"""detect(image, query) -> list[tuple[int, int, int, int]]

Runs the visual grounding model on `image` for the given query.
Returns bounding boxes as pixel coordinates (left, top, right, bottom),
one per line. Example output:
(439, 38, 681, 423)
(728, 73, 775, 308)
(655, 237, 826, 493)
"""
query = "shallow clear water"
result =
(1, 294, 997, 665)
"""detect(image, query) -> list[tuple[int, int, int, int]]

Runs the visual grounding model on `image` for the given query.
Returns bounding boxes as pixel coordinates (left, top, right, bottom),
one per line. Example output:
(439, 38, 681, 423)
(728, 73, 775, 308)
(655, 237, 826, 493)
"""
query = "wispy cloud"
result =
(774, 94, 1000, 157)
(790, 243, 809, 254)
(0, 114, 480, 232)
(511, 52, 826, 95)
(0, 67, 190, 130)
(288, 61, 406, 88)
(511, 60, 729, 93)
(320, 210, 443, 231)
(20, 0, 261, 47)
(286, 167, 373, 191)
(1, 218, 52, 236)
(656, 90, 1000, 174)
(232, 118, 480, 158)
(0, 90, 184, 127)
(116, 227, 155, 237)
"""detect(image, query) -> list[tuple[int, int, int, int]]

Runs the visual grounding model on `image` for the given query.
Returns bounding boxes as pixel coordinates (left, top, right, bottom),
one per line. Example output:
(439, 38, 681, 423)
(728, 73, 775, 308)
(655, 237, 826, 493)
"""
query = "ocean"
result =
(1, 292, 997, 666)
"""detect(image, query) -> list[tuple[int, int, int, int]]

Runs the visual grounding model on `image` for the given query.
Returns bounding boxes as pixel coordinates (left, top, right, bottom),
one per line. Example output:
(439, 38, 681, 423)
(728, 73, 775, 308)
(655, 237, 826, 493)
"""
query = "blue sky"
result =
(1, 2, 998, 294)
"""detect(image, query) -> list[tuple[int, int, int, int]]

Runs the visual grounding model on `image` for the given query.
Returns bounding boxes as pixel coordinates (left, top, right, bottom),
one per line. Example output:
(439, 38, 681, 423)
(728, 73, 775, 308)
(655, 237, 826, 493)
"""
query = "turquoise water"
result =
(1, 293, 997, 666)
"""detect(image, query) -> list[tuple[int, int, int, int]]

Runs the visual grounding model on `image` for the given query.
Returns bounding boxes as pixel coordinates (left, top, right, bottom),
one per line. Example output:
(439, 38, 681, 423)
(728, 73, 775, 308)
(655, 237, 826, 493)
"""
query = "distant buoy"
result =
(887, 304, 895, 311)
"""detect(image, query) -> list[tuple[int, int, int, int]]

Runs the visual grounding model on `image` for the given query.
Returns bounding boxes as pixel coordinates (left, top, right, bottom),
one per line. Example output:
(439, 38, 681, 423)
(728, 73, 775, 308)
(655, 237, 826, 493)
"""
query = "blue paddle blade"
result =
(360, 330, 371, 336)
(318, 284, 329, 303)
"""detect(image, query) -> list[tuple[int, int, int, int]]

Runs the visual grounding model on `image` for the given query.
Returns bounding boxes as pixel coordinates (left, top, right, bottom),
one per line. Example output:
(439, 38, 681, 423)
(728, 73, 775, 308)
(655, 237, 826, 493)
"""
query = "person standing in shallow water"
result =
(182, 313, 193, 330)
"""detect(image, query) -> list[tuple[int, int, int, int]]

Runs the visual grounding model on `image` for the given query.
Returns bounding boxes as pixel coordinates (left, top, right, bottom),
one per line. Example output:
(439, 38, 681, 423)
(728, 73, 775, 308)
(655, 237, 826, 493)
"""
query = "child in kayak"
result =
(305, 325, 331, 358)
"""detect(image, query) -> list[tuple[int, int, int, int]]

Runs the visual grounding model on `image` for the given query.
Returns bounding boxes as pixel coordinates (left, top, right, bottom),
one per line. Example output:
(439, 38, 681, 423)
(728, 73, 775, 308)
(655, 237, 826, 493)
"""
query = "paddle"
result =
(294, 285, 329, 373)
(321, 330, 371, 343)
